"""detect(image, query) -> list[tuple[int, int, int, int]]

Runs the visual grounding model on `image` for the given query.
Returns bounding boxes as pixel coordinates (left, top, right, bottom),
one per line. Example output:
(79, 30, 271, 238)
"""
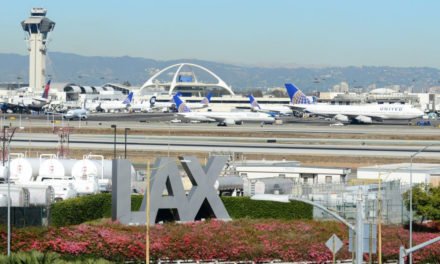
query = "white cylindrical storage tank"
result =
(100, 160, 136, 179)
(71, 159, 101, 180)
(0, 185, 30, 207)
(16, 183, 55, 206)
(60, 159, 81, 177)
(38, 159, 65, 180)
(70, 159, 99, 195)
(0, 194, 8, 206)
(10, 158, 40, 182)
(75, 159, 136, 192)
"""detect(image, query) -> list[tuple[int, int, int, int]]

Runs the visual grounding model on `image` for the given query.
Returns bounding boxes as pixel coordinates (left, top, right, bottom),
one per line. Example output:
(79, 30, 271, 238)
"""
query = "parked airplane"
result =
(129, 96, 156, 113)
(247, 94, 292, 116)
(173, 94, 275, 126)
(1, 80, 52, 113)
(153, 92, 213, 112)
(63, 101, 89, 120)
(285, 83, 317, 105)
(285, 83, 424, 123)
(32, 80, 52, 106)
(96, 92, 133, 112)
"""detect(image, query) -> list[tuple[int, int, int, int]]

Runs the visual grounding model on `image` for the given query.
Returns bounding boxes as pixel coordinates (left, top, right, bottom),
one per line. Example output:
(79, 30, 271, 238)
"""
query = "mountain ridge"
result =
(1, 52, 440, 93)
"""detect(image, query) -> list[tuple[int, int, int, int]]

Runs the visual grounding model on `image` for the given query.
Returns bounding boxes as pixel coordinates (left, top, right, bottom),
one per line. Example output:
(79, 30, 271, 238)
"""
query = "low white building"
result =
(357, 163, 440, 186)
(233, 160, 350, 184)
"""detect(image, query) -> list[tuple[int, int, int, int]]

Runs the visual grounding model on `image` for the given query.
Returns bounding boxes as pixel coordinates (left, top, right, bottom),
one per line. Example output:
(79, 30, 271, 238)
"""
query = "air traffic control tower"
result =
(21, 8, 55, 92)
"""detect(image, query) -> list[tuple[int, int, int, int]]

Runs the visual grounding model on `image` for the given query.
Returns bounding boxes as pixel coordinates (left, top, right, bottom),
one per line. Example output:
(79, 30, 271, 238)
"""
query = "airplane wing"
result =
(327, 113, 385, 123)
(33, 98, 50, 103)
(235, 106, 252, 110)
(285, 104, 307, 111)
(203, 114, 238, 124)
(188, 104, 208, 110)
(177, 113, 216, 122)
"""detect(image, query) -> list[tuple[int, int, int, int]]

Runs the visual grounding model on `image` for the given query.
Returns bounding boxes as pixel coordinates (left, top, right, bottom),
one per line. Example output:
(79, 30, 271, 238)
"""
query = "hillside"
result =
(1, 52, 440, 93)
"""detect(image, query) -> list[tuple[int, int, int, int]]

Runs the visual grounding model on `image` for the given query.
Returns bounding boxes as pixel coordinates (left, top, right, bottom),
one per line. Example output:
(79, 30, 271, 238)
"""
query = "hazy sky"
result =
(1, 0, 440, 68)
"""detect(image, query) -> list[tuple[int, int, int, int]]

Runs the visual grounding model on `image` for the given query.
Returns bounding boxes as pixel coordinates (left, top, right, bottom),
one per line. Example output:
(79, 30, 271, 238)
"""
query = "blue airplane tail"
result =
(42, 80, 51, 99)
(122, 92, 134, 105)
(173, 94, 191, 113)
(284, 83, 311, 104)
(248, 94, 261, 109)
(200, 92, 212, 105)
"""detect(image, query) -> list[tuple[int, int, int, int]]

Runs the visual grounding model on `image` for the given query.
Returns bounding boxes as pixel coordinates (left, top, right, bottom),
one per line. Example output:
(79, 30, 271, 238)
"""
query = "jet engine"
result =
(218, 119, 236, 126)
(334, 114, 349, 122)
(355, 115, 373, 123)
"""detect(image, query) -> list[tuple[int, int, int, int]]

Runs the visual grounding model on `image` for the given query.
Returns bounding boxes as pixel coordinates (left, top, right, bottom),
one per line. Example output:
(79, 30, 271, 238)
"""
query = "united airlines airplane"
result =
(285, 83, 424, 123)
(152, 92, 213, 112)
(173, 94, 275, 126)
(248, 94, 292, 116)
(96, 92, 133, 112)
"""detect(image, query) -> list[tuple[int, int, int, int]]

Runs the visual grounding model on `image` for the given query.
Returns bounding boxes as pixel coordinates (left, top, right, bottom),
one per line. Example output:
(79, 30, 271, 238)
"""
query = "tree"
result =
(122, 81, 131, 87)
(403, 184, 440, 222)
(245, 89, 263, 97)
(268, 88, 287, 98)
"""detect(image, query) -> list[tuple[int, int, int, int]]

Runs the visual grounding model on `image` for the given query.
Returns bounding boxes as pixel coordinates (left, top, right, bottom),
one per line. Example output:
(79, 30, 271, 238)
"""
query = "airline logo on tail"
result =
(285, 83, 311, 104)
(248, 94, 261, 110)
(42, 80, 51, 99)
(200, 92, 212, 106)
(149, 96, 156, 106)
(122, 92, 134, 105)
(173, 94, 191, 113)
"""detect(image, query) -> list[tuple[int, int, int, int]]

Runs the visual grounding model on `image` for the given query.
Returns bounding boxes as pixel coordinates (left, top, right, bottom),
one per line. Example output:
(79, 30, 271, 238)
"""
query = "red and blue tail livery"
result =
(42, 80, 51, 99)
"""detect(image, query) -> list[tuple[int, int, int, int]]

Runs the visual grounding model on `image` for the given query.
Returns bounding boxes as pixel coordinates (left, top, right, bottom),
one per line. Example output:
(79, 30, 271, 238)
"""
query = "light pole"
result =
(2, 125, 8, 166)
(376, 164, 410, 264)
(409, 144, 433, 264)
(111, 124, 117, 159)
(2, 125, 9, 257)
(3, 126, 22, 256)
(124, 128, 130, 159)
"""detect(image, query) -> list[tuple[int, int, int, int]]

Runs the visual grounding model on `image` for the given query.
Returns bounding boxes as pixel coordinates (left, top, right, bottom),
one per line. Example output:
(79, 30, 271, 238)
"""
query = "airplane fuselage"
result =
(296, 103, 424, 120)
(178, 111, 275, 124)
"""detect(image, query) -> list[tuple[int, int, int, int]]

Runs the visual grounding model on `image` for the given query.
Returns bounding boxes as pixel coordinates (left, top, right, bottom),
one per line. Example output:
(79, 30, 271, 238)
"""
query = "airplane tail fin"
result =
(248, 94, 261, 110)
(200, 92, 212, 106)
(42, 80, 51, 99)
(122, 92, 134, 105)
(284, 83, 311, 104)
(173, 94, 191, 113)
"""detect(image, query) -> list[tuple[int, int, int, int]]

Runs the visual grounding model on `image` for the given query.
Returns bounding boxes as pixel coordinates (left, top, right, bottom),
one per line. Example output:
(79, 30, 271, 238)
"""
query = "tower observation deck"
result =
(21, 8, 55, 92)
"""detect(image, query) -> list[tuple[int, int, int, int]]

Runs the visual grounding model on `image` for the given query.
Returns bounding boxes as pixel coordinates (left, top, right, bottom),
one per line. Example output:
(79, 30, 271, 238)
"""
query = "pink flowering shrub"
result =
(0, 219, 439, 262)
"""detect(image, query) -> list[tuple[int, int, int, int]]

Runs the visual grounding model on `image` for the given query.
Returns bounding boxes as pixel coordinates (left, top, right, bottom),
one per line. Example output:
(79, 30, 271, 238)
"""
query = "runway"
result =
(4, 113, 440, 160)
(4, 113, 440, 136)
(10, 132, 440, 159)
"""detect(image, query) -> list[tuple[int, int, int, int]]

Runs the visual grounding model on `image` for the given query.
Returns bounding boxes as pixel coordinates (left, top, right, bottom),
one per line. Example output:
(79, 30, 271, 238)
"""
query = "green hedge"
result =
(221, 196, 312, 220)
(50, 195, 312, 226)
(50, 194, 143, 226)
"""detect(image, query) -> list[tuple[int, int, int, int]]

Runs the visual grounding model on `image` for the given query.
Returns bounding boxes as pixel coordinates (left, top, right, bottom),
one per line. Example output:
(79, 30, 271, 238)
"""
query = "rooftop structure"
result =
(357, 163, 440, 186)
(140, 63, 234, 96)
